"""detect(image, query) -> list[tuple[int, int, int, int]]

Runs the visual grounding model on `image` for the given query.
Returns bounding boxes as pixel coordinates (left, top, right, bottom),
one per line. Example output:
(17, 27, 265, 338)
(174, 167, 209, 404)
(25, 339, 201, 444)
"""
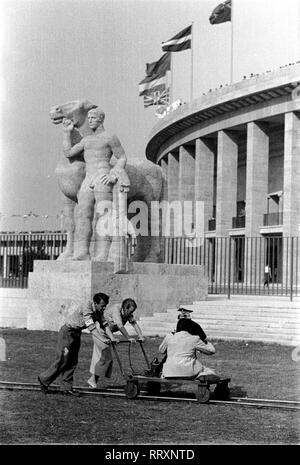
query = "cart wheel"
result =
(214, 382, 230, 400)
(196, 385, 210, 403)
(125, 381, 140, 399)
(146, 381, 161, 396)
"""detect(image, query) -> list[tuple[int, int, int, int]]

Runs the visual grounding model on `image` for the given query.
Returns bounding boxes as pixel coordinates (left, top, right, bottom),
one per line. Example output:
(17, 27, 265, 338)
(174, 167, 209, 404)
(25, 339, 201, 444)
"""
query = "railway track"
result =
(1, 380, 300, 411)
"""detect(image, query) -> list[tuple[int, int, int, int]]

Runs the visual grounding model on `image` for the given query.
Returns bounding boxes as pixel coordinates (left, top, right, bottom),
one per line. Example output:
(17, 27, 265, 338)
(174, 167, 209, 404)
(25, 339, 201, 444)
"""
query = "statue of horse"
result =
(50, 99, 167, 262)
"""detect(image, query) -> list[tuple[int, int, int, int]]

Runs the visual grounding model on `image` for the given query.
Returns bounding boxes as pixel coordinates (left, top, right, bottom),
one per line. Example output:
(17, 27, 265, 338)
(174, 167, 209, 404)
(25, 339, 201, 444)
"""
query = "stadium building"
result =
(141, 0, 300, 296)
(145, 65, 300, 295)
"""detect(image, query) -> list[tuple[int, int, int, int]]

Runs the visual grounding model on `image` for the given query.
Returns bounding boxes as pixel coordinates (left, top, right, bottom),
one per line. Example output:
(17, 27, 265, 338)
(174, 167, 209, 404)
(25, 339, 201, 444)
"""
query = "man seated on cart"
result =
(87, 298, 145, 388)
(158, 318, 218, 381)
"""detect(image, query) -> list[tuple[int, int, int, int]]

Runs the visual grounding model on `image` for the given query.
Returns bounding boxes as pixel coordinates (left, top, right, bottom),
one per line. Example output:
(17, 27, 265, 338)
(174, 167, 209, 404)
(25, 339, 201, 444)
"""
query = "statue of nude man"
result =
(62, 108, 128, 260)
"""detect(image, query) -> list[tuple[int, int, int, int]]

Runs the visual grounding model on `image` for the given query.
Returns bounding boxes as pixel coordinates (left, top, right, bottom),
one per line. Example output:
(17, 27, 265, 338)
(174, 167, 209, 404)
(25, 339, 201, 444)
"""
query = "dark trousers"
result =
(264, 273, 270, 287)
(39, 325, 81, 390)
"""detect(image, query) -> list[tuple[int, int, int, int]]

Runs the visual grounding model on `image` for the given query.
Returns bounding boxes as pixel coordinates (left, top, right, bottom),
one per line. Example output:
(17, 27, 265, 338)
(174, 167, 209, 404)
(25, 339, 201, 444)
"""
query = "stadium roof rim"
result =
(145, 64, 300, 162)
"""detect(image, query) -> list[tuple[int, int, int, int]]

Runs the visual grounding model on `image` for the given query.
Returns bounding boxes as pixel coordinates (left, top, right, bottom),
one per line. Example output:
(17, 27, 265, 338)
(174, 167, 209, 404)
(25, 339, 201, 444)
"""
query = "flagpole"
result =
(170, 52, 174, 103)
(190, 21, 194, 101)
(230, 1, 234, 84)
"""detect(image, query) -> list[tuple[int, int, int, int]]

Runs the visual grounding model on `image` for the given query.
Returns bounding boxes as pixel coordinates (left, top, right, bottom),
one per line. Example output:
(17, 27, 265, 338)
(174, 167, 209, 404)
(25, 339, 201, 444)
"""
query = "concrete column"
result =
(216, 131, 238, 236)
(195, 138, 214, 232)
(160, 157, 168, 201)
(167, 152, 179, 239)
(160, 157, 167, 174)
(245, 122, 269, 286)
(245, 122, 269, 236)
(158, 157, 168, 261)
(283, 112, 300, 289)
(215, 131, 238, 285)
(179, 146, 195, 201)
(179, 146, 195, 243)
(283, 112, 300, 237)
(167, 152, 179, 202)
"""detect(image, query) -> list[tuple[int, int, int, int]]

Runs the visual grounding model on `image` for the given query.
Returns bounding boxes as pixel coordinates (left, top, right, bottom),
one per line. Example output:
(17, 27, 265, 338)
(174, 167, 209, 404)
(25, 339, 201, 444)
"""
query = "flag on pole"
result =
(146, 61, 157, 77)
(139, 53, 171, 107)
(140, 76, 170, 108)
(145, 52, 171, 77)
(143, 89, 170, 108)
(139, 74, 168, 97)
(162, 25, 192, 52)
(209, 0, 231, 24)
(139, 53, 170, 96)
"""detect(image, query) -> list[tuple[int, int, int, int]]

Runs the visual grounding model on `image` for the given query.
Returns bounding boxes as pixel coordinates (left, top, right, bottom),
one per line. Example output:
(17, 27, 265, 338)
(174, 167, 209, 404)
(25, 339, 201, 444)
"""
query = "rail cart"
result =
(111, 340, 231, 404)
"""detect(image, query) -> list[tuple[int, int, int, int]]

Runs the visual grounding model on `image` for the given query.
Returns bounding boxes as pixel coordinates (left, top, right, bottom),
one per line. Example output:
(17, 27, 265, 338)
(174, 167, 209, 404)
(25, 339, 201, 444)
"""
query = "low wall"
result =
(0, 288, 29, 328)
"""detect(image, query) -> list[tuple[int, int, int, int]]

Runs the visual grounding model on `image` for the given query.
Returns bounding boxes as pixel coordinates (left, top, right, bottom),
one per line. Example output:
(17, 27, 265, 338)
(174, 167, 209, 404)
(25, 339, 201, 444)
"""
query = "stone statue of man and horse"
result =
(49, 99, 167, 263)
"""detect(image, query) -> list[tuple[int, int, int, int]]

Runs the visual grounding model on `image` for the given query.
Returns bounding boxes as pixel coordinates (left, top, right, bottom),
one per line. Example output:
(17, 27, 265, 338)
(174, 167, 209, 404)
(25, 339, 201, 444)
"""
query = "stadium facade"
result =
(145, 64, 300, 292)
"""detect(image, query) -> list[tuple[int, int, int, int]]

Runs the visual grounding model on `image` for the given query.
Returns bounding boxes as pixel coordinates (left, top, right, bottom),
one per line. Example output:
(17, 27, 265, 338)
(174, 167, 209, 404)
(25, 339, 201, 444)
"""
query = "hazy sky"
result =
(0, 0, 299, 231)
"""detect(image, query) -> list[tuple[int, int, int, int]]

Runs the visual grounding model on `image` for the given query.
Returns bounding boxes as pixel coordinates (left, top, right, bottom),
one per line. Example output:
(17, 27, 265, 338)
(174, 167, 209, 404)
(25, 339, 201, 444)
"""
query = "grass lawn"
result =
(0, 328, 299, 444)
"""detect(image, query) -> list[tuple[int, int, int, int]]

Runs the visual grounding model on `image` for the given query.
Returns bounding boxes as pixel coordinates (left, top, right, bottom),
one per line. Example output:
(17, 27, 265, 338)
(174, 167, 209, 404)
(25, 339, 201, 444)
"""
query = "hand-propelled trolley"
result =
(111, 340, 231, 403)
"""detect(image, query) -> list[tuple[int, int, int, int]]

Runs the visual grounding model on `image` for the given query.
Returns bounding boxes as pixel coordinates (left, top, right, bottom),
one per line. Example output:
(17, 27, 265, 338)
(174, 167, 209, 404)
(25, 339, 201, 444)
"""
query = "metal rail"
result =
(1, 381, 300, 411)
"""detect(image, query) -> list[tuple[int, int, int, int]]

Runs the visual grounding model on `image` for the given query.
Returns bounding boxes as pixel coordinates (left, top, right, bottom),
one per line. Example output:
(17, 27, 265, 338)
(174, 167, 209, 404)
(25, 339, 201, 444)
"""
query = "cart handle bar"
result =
(110, 340, 151, 376)
(112, 339, 144, 344)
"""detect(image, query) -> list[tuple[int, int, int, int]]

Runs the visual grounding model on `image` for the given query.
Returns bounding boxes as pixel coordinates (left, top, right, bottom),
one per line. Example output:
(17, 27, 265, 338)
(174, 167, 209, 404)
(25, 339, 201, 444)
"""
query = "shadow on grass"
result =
(228, 385, 248, 397)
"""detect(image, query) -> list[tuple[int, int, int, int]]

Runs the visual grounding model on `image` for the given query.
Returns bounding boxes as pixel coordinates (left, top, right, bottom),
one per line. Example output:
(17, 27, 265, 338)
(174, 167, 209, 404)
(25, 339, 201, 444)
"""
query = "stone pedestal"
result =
(27, 260, 208, 331)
